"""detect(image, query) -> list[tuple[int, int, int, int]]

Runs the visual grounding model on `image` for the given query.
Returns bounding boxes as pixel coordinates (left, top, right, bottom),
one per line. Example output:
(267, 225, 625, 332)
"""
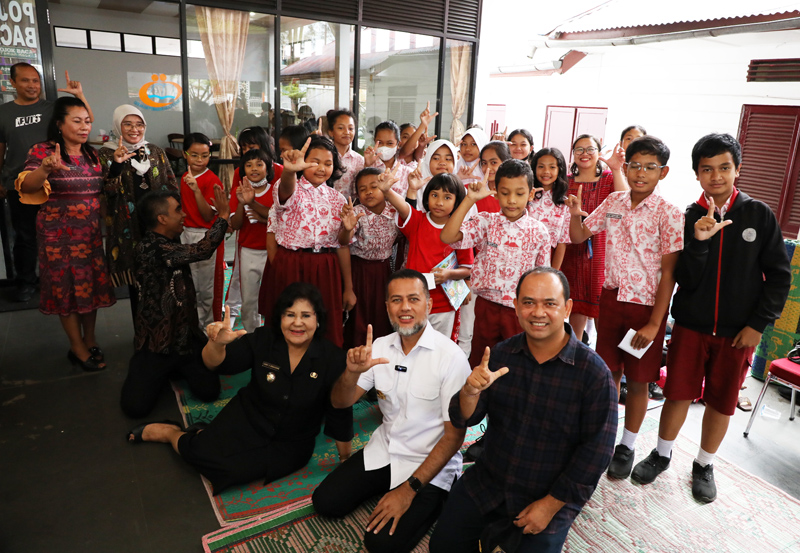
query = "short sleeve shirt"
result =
(333, 148, 365, 199)
(528, 189, 571, 248)
(272, 175, 347, 250)
(357, 323, 471, 490)
(583, 191, 684, 305)
(350, 203, 399, 261)
(180, 169, 221, 229)
(452, 212, 551, 308)
(398, 208, 474, 313)
(0, 99, 53, 189)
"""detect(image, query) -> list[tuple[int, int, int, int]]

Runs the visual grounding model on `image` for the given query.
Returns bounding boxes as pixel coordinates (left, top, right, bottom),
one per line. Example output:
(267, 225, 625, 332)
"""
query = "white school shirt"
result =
(357, 322, 471, 490)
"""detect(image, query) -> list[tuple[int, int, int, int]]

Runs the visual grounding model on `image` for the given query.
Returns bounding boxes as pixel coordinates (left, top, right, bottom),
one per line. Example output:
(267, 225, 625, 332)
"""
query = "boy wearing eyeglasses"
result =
(566, 135, 684, 481)
(630, 133, 790, 503)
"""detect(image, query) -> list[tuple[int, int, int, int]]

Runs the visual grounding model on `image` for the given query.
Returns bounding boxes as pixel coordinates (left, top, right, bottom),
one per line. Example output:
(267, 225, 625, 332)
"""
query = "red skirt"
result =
(343, 255, 392, 349)
(258, 247, 343, 347)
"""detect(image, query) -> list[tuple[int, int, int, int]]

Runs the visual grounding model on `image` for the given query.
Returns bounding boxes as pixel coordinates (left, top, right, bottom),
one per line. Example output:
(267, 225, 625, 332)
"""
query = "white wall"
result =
(475, 4, 800, 209)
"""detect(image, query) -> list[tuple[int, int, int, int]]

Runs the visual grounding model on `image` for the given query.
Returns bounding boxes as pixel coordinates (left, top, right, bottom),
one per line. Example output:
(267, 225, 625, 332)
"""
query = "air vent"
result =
(747, 58, 800, 82)
(362, 0, 446, 35)
(447, 0, 480, 38)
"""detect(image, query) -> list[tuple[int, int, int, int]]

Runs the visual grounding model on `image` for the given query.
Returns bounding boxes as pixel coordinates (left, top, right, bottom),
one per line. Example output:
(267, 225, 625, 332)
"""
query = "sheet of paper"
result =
(617, 328, 653, 360)
(423, 273, 436, 290)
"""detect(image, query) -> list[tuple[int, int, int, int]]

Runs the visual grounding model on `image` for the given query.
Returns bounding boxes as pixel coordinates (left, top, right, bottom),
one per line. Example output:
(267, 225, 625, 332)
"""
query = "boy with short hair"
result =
(630, 133, 790, 502)
(566, 135, 684, 480)
(441, 158, 551, 368)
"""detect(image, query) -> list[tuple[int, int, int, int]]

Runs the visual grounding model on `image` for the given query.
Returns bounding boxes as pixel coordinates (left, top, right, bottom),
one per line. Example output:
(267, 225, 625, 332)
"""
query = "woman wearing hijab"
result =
(99, 105, 177, 319)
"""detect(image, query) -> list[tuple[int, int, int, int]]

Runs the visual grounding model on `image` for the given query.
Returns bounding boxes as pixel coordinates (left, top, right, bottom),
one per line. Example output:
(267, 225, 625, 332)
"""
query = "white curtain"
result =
(196, 7, 250, 188)
(449, 42, 471, 144)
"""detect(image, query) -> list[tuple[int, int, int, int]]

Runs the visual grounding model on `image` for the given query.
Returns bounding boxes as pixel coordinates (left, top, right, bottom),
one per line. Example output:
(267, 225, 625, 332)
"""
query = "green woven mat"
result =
(174, 375, 383, 524)
(174, 374, 484, 525)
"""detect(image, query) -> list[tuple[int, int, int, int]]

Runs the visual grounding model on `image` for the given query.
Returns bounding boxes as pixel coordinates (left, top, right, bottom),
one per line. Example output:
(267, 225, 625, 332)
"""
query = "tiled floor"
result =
(1, 299, 799, 553)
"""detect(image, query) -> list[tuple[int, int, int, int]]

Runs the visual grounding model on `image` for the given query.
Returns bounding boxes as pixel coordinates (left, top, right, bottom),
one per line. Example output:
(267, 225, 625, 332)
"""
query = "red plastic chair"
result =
(743, 357, 800, 437)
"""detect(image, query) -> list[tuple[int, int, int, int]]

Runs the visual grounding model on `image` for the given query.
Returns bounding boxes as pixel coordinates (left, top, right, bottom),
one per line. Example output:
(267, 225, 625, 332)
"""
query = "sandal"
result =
(88, 346, 104, 362)
(737, 396, 753, 412)
(67, 350, 105, 372)
(127, 420, 183, 443)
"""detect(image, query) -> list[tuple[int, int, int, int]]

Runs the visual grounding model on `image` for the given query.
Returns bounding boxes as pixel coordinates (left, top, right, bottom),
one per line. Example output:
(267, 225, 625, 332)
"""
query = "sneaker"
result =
(631, 448, 671, 484)
(619, 382, 628, 405)
(649, 382, 665, 400)
(607, 444, 635, 479)
(692, 461, 717, 503)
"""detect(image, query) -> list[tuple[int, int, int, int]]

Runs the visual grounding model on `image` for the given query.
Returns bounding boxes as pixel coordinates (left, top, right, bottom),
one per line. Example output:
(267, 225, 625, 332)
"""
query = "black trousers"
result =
(312, 449, 448, 553)
(120, 346, 220, 419)
(429, 476, 571, 553)
(7, 190, 39, 285)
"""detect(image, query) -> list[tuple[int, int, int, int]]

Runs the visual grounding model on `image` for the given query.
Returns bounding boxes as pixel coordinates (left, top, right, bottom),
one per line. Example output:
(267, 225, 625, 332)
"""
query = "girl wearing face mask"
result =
(363, 120, 414, 199)
(327, 109, 363, 199)
(99, 104, 177, 322)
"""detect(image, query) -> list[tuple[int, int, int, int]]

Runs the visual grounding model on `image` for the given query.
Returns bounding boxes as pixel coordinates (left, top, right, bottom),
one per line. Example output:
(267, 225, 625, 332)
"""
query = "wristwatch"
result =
(407, 475, 423, 493)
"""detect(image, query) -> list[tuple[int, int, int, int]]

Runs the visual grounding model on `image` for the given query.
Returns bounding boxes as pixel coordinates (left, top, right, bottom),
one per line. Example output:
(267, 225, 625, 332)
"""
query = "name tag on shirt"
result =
(606, 213, 623, 220)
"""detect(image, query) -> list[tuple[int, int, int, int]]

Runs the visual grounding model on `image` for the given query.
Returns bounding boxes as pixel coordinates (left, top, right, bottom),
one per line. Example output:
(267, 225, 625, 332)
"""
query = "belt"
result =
(299, 247, 336, 254)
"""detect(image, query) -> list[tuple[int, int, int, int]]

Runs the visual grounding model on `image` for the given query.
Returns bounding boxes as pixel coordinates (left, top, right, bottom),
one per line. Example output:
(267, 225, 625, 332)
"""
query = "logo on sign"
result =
(135, 73, 182, 111)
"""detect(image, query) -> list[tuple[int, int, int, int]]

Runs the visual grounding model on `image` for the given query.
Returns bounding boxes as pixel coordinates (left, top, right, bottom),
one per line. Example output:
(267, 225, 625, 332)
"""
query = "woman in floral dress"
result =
(16, 97, 122, 371)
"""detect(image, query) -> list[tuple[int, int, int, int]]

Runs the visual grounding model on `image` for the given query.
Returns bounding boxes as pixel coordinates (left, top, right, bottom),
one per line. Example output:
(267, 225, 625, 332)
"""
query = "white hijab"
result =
(113, 104, 150, 175)
(421, 139, 459, 179)
(456, 128, 489, 181)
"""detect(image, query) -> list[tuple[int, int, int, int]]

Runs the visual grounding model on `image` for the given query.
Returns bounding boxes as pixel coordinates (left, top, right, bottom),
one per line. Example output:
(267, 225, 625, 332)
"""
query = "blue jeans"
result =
(429, 476, 570, 553)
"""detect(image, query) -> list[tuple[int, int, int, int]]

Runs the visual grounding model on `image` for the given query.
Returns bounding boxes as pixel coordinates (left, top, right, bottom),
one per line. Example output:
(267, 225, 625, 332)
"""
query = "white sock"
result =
(656, 437, 674, 458)
(695, 447, 715, 467)
(620, 429, 638, 449)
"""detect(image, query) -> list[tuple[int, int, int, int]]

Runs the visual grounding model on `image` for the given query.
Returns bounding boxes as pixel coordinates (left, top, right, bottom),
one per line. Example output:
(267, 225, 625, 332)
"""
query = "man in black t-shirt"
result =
(0, 63, 93, 302)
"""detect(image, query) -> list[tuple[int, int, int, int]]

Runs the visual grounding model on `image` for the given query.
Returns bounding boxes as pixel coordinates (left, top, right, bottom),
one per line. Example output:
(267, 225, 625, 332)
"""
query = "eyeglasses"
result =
(624, 162, 666, 173)
(121, 122, 145, 130)
(573, 147, 597, 155)
(188, 152, 211, 159)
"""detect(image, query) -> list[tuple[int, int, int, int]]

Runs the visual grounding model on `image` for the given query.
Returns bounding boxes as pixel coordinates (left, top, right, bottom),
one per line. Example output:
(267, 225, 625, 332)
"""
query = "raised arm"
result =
(599, 143, 628, 192)
(399, 102, 438, 160)
(376, 163, 409, 222)
(565, 185, 593, 244)
(202, 305, 247, 369)
(278, 137, 314, 204)
(441, 171, 491, 244)
(57, 71, 94, 123)
(331, 325, 389, 408)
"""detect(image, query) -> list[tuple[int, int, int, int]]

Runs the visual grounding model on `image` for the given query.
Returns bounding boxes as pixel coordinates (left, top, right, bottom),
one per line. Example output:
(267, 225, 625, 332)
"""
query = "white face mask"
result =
(376, 145, 397, 161)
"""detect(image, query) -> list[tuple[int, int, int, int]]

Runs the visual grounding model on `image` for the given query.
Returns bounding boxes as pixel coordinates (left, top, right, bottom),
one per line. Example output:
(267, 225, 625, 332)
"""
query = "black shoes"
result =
(631, 449, 671, 484)
(692, 461, 717, 503)
(648, 382, 665, 400)
(67, 350, 106, 372)
(607, 444, 635, 479)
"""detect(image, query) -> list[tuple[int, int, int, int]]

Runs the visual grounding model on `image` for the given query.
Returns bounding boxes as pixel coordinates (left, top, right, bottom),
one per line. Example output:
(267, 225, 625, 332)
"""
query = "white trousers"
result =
(237, 246, 268, 333)
(428, 311, 456, 341)
(457, 287, 475, 358)
(181, 227, 220, 329)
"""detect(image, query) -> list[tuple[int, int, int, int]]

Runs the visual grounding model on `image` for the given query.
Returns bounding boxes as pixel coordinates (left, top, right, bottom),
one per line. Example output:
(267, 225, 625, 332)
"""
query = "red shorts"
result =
(469, 296, 522, 368)
(663, 323, 754, 416)
(595, 288, 666, 383)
